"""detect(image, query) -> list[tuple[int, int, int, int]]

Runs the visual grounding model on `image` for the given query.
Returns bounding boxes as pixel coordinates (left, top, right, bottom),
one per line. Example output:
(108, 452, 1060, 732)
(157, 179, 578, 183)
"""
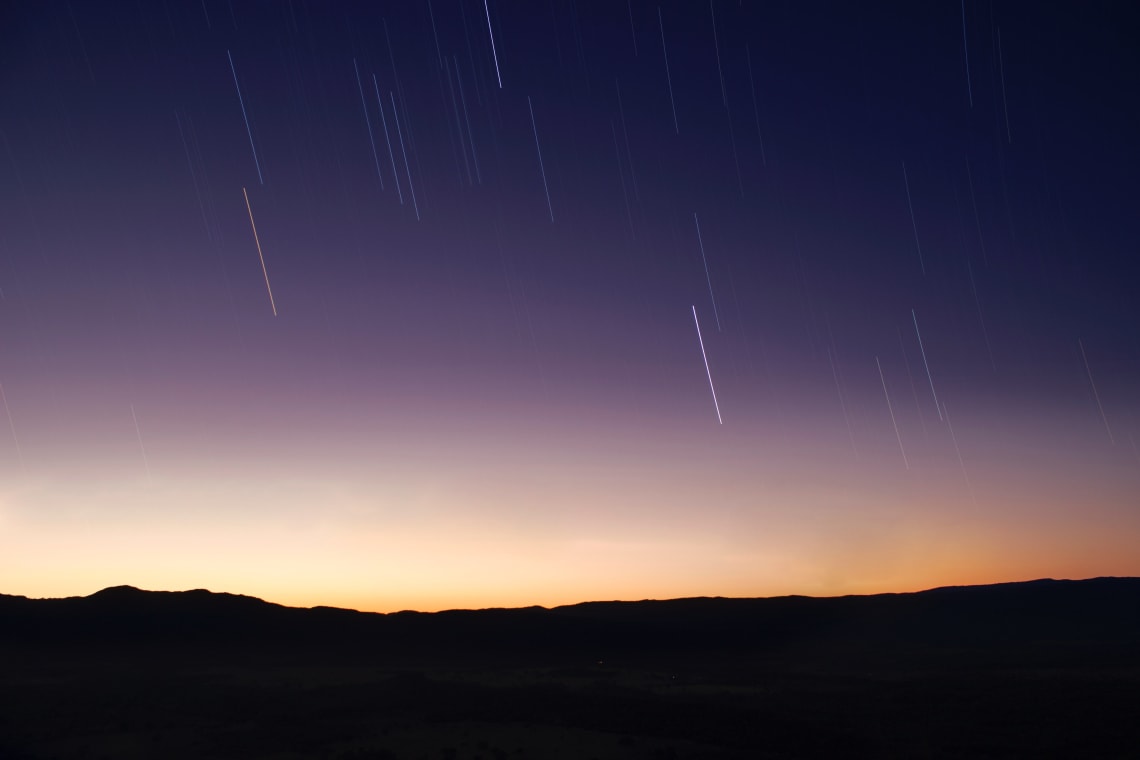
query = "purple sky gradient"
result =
(1, 1, 1137, 610)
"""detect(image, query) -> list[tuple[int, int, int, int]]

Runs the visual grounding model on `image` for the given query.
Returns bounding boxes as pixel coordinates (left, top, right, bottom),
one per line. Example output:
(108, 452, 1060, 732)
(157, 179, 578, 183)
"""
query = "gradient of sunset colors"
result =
(1, 1, 1137, 612)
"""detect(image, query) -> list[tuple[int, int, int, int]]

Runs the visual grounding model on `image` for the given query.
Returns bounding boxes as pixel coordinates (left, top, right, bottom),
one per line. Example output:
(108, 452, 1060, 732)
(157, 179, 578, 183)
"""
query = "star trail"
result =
(0, 1, 1136, 612)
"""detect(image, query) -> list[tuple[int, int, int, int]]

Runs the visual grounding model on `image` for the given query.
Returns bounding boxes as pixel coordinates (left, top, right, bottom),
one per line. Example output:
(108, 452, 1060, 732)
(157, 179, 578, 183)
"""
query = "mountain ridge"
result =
(6, 574, 1132, 614)
(5, 578, 1139, 758)
(3, 576, 1137, 660)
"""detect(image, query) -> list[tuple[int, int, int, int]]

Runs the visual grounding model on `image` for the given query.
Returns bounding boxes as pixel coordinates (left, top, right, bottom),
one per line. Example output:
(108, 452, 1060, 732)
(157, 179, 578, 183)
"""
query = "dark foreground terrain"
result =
(2, 578, 1138, 759)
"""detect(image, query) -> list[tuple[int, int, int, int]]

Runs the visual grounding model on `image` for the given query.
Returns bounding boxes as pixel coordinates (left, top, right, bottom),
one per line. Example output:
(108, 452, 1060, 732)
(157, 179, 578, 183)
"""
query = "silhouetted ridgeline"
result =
(3, 577, 1138, 662)
(4, 579, 1140, 759)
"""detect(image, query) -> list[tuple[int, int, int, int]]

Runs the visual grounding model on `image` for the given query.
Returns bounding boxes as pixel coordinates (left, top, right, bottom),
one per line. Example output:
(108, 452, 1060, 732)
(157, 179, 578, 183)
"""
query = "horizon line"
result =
(5, 575, 1132, 616)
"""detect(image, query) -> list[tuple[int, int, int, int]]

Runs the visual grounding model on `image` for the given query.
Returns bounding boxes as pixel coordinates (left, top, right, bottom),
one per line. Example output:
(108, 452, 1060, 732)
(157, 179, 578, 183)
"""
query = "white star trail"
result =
(390, 91, 420, 220)
(427, 0, 443, 69)
(373, 75, 404, 205)
(827, 345, 858, 458)
(692, 305, 723, 424)
(1079, 339, 1114, 444)
(528, 96, 554, 223)
(693, 213, 722, 332)
(627, 0, 638, 56)
(453, 57, 481, 184)
(611, 120, 635, 238)
(911, 309, 942, 421)
(902, 161, 924, 275)
(227, 50, 264, 185)
(242, 187, 277, 316)
(353, 59, 384, 187)
(897, 325, 928, 436)
(483, 0, 503, 88)
(711, 0, 727, 107)
(876, 356, 909, 470)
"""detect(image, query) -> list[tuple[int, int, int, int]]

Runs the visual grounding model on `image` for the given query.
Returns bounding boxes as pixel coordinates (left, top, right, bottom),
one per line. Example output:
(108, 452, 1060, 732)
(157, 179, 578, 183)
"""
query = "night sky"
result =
(2, 1, 1137, 612)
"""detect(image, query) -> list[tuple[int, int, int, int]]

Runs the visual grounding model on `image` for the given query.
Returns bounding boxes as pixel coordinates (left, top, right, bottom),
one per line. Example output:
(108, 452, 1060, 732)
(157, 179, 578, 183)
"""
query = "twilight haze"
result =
(1, 1, 1137, 612)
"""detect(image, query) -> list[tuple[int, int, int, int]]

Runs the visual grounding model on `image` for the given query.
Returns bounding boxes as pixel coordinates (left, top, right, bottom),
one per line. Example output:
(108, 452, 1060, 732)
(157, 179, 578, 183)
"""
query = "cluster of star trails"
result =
(197, 0, 1131, 487)
(1, 1, 1129, 495)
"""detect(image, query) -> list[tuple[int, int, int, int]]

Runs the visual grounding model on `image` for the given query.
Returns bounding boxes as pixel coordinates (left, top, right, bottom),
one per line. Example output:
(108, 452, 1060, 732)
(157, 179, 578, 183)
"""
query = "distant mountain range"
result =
(5, 578, 1139, 758)
(4, 577, 1138, 662)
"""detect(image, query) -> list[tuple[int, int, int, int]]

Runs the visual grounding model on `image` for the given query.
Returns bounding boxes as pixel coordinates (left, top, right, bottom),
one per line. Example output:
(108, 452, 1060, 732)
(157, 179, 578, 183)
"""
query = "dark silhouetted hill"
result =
(3, 577, 1138, 665)
(4, 578, 1140, 759)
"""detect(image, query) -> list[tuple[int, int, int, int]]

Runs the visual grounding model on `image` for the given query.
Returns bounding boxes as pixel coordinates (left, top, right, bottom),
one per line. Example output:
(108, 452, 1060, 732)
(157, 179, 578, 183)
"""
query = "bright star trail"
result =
(0, 1, 1136, 613)
(389, 91, 419, 221)
(226, 49, 263, 186)
(483, 0, 503, 89)
(691, 306, 722, 425)
(242, 186, 277, 316)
